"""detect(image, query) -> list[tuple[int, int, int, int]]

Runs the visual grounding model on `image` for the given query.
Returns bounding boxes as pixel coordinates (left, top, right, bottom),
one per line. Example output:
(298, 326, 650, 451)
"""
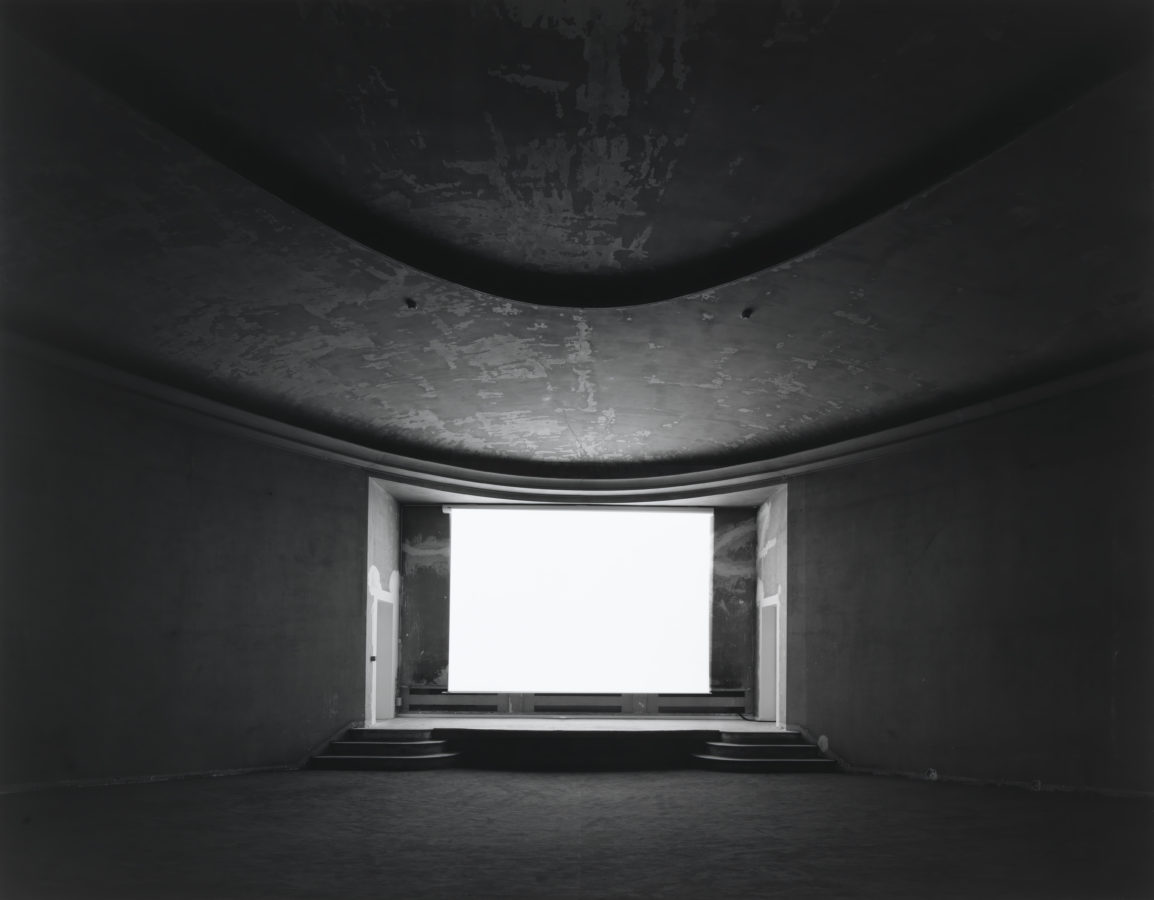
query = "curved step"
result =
(329, 740, 449, 756)
(692, 754, 838, 773)
(705, 741, 822, 759)
(344, 728, 433, 741)
(719, 731, 805, 744)
(311, 752, 460, 771)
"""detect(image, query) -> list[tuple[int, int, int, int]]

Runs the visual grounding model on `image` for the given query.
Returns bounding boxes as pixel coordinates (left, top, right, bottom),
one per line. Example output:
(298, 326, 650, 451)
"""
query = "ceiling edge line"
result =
(4, 330, 1149, 502)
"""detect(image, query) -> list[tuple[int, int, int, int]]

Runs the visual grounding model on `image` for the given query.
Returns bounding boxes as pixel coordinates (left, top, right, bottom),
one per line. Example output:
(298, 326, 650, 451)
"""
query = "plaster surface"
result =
(787, 369, 1154, 793)
(0, 354, 367, 787)
(1, 4, 1150, 474)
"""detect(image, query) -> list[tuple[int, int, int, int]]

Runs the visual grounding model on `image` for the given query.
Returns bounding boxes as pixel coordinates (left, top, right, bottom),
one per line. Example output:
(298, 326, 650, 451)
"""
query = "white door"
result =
(758, 595, 778, 721)
(367, 565, 399, 722)
(374, 598, 395, 721)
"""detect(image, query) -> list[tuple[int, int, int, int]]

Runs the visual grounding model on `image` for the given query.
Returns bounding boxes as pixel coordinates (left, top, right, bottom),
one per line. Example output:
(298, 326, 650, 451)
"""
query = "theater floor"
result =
(2, 769, 1151, 899)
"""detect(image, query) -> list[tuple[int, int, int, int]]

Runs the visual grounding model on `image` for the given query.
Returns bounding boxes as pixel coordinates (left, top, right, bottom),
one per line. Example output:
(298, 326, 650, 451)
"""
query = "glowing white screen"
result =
(448, 508, 712, 693)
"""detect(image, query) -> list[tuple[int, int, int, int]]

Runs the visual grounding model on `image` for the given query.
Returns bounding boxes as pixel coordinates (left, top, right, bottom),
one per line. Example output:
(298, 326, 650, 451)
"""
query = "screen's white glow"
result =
(448, 507, 712, 693)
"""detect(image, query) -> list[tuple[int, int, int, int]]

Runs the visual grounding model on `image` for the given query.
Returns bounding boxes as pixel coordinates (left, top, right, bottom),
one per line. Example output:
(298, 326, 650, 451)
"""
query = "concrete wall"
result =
(0, 353, 367, 787)
(398, 505, 757, 693)
(788, 369, 1154, 793)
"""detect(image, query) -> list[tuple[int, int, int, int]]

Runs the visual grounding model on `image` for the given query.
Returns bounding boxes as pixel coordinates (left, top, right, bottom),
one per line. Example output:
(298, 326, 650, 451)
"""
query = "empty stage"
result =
(365, 716, 789, 733)
(353, 717, 806, 771)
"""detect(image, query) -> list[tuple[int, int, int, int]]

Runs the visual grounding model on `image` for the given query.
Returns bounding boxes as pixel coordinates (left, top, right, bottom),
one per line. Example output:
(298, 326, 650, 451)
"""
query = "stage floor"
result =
(366, 716, 788, 733)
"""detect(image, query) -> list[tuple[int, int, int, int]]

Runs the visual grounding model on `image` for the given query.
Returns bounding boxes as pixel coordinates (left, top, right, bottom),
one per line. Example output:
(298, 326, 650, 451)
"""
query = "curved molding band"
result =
(4, 331, 1150, 505)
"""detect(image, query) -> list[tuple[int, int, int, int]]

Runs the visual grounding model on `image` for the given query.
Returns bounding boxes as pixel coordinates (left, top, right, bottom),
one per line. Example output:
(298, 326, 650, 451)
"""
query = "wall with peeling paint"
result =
(366, 480, 400, 722)
(756, 485, 788, 721)
(709, 509, 757, 690)
(0, 353, 366, 787)
(398, 505, 756, 694)
(787, 369, 1154, 792)
(3, 12, 1150, 476)
(399, 507, 451, 688)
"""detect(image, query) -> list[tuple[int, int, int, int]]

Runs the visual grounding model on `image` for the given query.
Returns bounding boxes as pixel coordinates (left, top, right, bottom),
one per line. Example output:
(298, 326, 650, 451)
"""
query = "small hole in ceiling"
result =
(741, 307, 754, 319)
(404, 298, 418, 309)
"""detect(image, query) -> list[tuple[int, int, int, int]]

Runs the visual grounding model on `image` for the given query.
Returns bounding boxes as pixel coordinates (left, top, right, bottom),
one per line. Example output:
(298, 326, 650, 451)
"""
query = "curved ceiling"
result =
(5, 0, 1151, 306)
(1, 0, 1152, 479)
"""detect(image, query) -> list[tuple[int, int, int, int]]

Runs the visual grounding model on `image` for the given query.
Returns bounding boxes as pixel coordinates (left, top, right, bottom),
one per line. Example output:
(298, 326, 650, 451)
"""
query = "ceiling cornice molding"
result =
(4, 331, 1150, 503)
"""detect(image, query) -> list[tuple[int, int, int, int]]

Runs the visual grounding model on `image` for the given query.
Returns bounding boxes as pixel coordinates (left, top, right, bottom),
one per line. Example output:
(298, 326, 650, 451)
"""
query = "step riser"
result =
(311, 754, 459, 771)
(719, 732, 805, 744)
(705, 742, 821, 759)
(344, 730, 433, 742)
(329, 741, 449, 756)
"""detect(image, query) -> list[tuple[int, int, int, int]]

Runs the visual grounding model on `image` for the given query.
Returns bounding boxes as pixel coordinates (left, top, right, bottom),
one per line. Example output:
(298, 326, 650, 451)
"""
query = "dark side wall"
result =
(0, 352, 366, 787)
(398, 505, 757, 692)
(709, 509, 758, 690)
(399, 506, 451, 687)
(788, 369, 1154, 793)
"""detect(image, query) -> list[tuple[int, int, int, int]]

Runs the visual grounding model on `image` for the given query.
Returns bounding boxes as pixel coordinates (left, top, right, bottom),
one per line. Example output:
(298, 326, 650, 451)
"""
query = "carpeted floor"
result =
(1, 770, 1151, 899)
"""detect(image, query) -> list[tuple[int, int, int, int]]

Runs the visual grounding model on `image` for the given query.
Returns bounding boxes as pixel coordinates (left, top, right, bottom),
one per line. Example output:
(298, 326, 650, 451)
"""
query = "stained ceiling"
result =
(1, 0, 1151, 478)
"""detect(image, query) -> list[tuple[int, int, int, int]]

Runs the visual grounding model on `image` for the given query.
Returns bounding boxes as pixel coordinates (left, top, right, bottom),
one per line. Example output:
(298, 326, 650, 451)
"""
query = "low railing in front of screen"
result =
(399, 687, 750, 715)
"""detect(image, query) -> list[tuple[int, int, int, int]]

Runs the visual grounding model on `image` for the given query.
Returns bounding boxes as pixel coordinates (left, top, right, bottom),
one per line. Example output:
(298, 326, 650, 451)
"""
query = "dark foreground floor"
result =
(1, 769, 1151, 900)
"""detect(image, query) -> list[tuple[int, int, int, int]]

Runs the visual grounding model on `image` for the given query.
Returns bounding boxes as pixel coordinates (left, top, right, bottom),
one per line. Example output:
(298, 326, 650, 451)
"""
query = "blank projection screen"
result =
(448, 507, 713, 693)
